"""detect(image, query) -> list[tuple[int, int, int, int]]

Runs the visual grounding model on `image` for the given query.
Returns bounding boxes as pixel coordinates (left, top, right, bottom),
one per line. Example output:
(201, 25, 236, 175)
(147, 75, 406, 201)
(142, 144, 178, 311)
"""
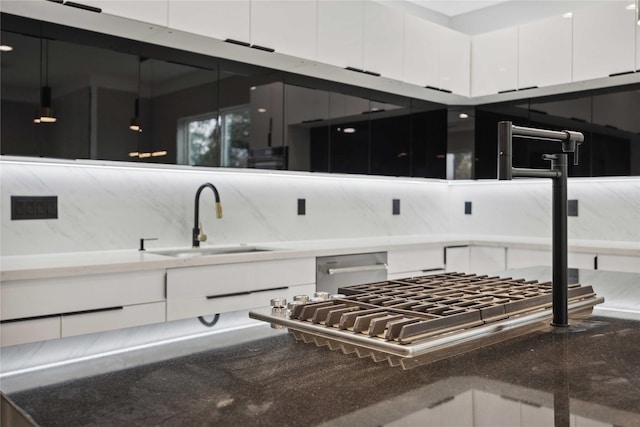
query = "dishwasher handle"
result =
(327, 263, 388, 275)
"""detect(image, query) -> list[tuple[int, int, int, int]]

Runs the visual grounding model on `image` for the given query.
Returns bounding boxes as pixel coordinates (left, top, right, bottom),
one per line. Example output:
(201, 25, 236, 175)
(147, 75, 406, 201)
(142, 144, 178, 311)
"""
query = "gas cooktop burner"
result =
(249, 273, 603, 369)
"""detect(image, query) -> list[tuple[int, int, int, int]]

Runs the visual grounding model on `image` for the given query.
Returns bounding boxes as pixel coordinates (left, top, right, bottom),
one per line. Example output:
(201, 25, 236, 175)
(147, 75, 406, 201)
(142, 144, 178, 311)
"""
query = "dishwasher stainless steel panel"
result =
(316, 252, 388, 295)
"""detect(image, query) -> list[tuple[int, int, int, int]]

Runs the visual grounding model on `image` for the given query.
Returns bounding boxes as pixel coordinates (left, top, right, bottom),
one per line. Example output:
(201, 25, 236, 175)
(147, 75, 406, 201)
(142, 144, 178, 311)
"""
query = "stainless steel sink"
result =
(151, 246, 275, 258)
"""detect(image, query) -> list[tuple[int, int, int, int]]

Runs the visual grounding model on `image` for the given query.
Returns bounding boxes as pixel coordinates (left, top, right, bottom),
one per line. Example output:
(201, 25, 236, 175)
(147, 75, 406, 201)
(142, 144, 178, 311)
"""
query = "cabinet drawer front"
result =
(1, 270, 165, 321)
(597, 254, 640, 273)
(166, 258, 315, 299)
(507, 248, 552, 269)
(61, 302, 166, 338)
(167, 283, 314, 321)
(1, 317, 61, 347)
(387, 247, 443, 274)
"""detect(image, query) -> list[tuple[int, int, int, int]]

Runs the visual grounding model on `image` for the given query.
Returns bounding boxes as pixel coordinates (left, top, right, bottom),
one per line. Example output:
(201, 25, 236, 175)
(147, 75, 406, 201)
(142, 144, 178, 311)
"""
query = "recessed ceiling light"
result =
(562, 12, 573, 18)
(257, 108, 267, 113)
(459, 113, 469, 119)
(250, 86, 256, 90)
(343, 127, 356, 134)
(0, 45, 13, 52)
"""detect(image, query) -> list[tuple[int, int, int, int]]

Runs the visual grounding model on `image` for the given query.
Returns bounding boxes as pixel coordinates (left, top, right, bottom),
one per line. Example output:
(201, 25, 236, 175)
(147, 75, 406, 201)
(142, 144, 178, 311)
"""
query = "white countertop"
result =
(1, 234, 638, 282)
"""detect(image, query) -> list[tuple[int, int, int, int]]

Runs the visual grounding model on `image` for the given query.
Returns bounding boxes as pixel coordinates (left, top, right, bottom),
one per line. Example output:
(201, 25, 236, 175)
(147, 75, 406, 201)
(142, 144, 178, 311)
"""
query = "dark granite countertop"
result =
(6, 313, 640, 427)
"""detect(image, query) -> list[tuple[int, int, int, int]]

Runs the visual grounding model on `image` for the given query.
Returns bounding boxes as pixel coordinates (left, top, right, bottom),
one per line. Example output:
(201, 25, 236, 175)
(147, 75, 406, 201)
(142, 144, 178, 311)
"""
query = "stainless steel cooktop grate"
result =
(249, 273, 603, 369)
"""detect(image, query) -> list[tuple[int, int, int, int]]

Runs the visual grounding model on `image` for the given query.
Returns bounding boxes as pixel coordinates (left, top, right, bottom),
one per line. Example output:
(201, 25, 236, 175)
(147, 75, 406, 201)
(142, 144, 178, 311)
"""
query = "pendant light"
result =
(129, 57, 142, 132)
(35, 38, 56, 123)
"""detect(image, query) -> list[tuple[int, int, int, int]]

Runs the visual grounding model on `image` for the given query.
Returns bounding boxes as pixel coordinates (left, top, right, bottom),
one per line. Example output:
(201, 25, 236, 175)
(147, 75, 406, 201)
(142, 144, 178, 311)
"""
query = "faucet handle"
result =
(197, 222, 207, 243)
(139, 237, 159, 251)
(573, 142, 580, 166)
(216, 202, 223, 219)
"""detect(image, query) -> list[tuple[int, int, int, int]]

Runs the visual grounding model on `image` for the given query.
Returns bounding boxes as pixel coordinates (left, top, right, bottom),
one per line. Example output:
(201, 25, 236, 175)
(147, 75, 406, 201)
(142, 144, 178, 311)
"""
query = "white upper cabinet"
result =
(363, 1, 404, 80)
(636, 17, 640, 71)
(168, 0, 250, 44)
(439, 26, 471, 96)
(572, 1, 636, 81)
(403, 14, 439, 88)
(471, 27, 518, 96)
(518, 14, 572, 89)
(250, 0, 317, 59)
(85, 0, 169, 27)
(317, 0, 364, 70)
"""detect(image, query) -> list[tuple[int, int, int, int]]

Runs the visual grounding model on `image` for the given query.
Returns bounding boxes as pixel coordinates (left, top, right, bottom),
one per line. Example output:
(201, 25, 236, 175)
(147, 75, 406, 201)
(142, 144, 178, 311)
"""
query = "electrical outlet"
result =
(568, 200, 578, 217)
(11, 196, 58, 220)
(464, 201, 472, 215)
(297, 198, 306, 215)
(392, 199, 400, 215)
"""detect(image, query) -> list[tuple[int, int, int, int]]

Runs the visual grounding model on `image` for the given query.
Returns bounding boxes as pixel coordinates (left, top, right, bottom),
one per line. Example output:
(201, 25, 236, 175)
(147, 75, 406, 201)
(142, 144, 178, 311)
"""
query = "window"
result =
(178, 106, 250, 167)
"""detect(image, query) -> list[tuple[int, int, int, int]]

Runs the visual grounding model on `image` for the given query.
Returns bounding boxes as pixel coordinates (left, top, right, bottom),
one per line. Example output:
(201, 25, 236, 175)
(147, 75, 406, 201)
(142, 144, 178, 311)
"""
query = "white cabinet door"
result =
(507, 248, 552, 269)
(573, 1, 636, 81)
(168, 0, 250, 44)
(317, 0, 364, 70)
(250, 0, 317, 59)
(471, 27, 518, 96)
(568, 251, 597, 269)
(84, 0, 169, 27)
(637, 17, 640, 72)
(469, 246, 506, 275)
(403, 15, 439, 88)
(168, 283, 314, 321)
(363, 1, 404, 80)
(61, 302, 166, 338)
(387, 247, 444, 280)
(439, 26, 471, 96)
(445, 246, 470, 273)
(597, 254, 640, 273)
(518, 15, 572, 89)
(166, 258, 315, 320)
(0, 270, 166, 321)
(1, 317, 61, 347)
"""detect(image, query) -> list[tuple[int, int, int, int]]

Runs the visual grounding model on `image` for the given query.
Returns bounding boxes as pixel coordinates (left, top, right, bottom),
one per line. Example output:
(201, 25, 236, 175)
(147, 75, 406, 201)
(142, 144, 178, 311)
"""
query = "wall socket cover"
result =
(11, 196, 58, 220)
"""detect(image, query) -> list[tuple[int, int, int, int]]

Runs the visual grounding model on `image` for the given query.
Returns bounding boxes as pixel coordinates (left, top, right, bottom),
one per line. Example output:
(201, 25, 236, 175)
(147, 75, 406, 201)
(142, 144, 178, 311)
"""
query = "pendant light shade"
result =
(129, 97, 142, 132)
(35, 38, 56, 124)
(38, 86, 56, 123)
(129, 57, 142, 132)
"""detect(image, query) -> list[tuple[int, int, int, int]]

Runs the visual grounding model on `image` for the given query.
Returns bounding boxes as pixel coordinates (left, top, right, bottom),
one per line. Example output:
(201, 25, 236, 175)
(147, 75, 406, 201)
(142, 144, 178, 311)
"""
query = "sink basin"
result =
(151, 246, 275, 258)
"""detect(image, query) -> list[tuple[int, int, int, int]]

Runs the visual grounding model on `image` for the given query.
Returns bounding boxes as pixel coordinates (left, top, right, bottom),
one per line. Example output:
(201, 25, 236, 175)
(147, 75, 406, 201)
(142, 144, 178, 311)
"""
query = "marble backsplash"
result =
(1, 157, 638, 256)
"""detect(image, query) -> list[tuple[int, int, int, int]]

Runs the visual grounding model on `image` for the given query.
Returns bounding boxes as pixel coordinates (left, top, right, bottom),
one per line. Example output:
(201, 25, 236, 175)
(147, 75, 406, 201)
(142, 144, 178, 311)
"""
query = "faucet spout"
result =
(497, 121, 584, 328)
(193, 183, 222, 248)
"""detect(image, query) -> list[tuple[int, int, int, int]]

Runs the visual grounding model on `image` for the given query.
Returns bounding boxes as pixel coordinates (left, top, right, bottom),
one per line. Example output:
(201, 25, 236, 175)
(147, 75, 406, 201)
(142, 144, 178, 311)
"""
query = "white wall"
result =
(1, 157, 638, 256)
(0, 157, 450, 256)
(448, 178, 640, 242)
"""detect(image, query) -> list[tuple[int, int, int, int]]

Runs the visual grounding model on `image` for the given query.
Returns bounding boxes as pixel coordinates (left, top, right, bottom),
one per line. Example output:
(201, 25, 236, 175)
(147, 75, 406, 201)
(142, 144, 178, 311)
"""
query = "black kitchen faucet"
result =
(193, 183, 223, 248)
(498, 121, 583, 327)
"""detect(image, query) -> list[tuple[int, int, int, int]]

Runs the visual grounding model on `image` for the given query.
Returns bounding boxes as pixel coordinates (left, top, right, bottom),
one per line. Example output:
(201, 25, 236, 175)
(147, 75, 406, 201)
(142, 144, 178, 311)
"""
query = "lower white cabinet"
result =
(0, 269, 166, 347)
(507, 248, 552, 269)
(167, 284, 314, 322)
(568, 251, 597, 270)
(597, 254, 640, 273)
(0, 270, 165, 321)
(445, 246, 506, 275)
(61, 302, 166, 338)
(166, 258, 315, 321)
(470, 246, 506, 275)
(445, 246, 470, 273)
(387, 247, 444, 280)
(0, 317, 61, 347)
